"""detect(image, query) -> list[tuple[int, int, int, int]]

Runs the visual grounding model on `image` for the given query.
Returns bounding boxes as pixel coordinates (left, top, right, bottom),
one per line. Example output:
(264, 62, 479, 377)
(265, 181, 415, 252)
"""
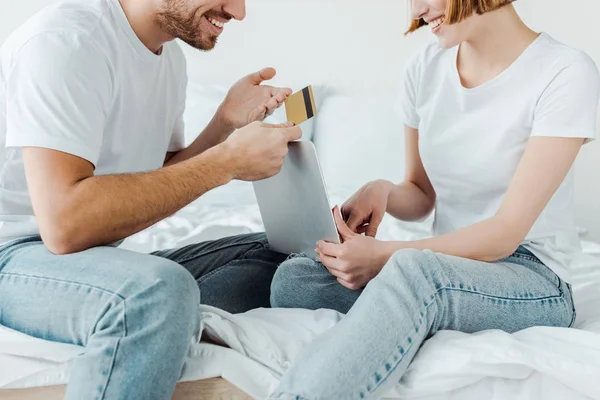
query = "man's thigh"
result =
(0, 236, 189, 345)
(153, 232, 287, 279)
(153, 233, 289, 313)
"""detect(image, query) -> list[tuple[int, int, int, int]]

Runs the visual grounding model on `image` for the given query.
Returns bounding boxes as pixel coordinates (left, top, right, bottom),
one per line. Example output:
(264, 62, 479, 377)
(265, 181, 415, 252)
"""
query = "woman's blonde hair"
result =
(406, 0, 516, 33)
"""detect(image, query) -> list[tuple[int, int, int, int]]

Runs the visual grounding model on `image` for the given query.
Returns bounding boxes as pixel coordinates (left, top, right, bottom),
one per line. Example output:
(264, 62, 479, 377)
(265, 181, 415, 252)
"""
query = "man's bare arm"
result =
(164, 112, 234, 166)
(24, 145, 232, 255)
(25, 122, 301, 255)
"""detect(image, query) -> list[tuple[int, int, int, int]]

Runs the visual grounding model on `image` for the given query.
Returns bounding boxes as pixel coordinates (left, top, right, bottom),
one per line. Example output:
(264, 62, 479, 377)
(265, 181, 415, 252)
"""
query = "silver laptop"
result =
(253, 141, 340, 259)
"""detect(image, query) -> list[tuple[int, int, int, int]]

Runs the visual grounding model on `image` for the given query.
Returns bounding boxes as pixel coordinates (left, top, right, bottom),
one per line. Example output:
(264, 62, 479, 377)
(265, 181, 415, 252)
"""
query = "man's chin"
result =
(181, 35, 218, 51)
(188, 36, 217, 51)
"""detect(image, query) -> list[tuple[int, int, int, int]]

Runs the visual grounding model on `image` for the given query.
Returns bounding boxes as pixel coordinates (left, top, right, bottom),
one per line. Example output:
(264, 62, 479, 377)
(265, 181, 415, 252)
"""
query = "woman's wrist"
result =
(376, 240, 404, 267)
(372, 179, 395, 213)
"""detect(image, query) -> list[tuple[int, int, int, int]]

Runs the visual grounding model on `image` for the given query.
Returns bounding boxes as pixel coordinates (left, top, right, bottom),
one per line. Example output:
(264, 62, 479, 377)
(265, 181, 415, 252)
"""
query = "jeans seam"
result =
(196, 258, 273, 285)
(0, 236, 42, 255)
(509, 253, 543, 264)
(174, 239, 267, 265)
(98, 299, 127, 400)
(364, 283, 565, 397)
(365, 305, 427, 397)
(0, 273, 129, 399)
(442, 287, 562, 301)
(0, 272, 126, 300)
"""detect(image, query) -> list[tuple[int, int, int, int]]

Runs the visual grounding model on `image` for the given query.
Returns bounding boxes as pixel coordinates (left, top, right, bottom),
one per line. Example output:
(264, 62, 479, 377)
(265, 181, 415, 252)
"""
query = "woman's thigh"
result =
(386, 249, 577, 334)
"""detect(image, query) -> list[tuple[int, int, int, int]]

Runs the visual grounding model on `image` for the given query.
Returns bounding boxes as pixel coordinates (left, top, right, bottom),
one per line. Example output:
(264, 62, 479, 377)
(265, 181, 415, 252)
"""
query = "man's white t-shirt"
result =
(398, 33, 600, 283)
(0, 0, 187, 245)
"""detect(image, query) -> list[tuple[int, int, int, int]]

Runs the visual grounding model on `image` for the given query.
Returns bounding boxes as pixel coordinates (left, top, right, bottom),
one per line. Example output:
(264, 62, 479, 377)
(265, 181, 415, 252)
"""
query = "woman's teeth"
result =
(430, 16, 445, 29)
(209, 18, 225, 28)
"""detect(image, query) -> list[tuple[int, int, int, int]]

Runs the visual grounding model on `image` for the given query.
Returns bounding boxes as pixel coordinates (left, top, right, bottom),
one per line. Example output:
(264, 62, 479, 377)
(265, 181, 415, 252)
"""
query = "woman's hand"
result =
(316, 207, 392, 290)
(341, 180, 394, 237)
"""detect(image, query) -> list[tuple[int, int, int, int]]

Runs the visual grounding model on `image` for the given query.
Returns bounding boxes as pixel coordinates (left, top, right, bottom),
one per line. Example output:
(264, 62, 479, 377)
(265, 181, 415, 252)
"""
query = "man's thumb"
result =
(263, 121, 294, 128)
(249, 67, 276, 84)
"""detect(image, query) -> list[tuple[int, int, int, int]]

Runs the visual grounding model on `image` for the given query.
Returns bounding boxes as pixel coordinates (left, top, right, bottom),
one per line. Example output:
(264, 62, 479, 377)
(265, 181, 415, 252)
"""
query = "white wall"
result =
(2, 0, 600, 240)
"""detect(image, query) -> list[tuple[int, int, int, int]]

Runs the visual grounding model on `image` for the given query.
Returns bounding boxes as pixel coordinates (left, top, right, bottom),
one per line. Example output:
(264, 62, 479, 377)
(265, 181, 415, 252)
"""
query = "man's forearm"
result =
(165, 111, 234, 166)
(386, 181, 436, 222)
(49, 145, 233, 254)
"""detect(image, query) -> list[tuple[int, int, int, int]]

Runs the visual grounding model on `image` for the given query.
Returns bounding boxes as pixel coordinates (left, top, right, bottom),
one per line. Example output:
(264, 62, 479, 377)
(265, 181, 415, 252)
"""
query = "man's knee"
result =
(245, 232, 268, 246)
(225, 232, 269, 250)
(130, 258, 200, 334)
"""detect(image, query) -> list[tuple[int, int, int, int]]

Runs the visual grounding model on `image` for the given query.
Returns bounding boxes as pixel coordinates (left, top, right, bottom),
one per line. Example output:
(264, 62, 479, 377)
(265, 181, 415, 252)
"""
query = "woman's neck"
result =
(457, 5, 539, 88)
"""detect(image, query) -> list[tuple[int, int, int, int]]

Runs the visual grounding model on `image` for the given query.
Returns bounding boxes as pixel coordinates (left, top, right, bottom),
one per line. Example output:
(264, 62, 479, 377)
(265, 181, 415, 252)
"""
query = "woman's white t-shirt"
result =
(398, 33, 600, 283)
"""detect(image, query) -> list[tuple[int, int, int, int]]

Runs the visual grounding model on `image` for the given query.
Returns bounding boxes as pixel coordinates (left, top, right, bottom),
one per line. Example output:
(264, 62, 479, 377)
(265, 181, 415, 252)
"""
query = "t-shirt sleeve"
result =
(5, 34, 112, 166)
(169, 114, 186, 152)
(396, 53, 421, 129)
(531, 53, 600, 143)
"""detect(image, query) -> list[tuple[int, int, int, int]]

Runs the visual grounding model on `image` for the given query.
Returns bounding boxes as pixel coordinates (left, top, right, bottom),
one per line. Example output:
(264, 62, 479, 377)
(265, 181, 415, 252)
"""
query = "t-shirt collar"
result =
(107, 0, 164, 64)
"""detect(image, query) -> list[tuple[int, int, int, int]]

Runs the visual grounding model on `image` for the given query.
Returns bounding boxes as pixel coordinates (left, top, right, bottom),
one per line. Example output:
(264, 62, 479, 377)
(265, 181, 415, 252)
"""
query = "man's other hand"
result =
(217, 68, 292, 129)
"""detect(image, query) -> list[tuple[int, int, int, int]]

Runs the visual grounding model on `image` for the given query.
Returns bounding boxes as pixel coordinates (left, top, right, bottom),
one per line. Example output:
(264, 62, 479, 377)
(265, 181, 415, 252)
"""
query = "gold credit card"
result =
(284, 85, 317, 125)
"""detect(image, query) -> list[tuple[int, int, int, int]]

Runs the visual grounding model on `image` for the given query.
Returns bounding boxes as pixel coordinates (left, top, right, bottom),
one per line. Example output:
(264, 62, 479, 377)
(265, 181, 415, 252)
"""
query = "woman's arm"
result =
(380, 136, 585, 262)
(341, 126, 436, 236)
(386, 126, 436, 221)
(317, 136, 584, 289)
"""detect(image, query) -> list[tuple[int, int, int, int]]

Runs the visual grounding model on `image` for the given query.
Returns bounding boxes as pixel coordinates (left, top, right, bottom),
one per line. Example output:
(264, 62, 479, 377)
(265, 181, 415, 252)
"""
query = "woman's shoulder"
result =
(531, 33, 599, 80)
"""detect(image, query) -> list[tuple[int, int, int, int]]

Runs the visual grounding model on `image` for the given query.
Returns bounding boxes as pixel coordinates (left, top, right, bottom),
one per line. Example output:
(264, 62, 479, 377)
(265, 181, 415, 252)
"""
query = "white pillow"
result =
(313, 93, 405, 192)
(313, 93, 434, 238)
(182, 83, 320, 145)
(182, 83, 227, 146)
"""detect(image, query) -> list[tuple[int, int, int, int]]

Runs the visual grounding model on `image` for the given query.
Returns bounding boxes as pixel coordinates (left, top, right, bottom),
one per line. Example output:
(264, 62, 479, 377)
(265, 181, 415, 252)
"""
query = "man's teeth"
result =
(209, 18, 225, 28)
(430, 16, 445, 29)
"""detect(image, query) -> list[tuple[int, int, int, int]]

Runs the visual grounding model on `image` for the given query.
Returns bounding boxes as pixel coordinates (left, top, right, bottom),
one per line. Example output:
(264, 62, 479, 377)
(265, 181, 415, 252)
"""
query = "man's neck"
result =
(118, 0, 173, 54)
(458, 5, 538, 77)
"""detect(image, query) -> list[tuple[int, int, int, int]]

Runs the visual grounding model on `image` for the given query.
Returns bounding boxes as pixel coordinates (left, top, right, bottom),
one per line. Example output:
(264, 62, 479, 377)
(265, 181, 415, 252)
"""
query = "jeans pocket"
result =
(522, 259, 561, 290)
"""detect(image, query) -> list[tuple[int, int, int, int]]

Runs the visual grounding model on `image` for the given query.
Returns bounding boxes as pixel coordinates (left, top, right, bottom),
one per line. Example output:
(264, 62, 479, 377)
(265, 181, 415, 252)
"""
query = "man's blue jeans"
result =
(0, 233, 286, 400)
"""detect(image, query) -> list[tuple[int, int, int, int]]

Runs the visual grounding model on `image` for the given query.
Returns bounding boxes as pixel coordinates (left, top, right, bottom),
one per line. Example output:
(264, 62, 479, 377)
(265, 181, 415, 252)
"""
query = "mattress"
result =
(1, 184, 600, 399)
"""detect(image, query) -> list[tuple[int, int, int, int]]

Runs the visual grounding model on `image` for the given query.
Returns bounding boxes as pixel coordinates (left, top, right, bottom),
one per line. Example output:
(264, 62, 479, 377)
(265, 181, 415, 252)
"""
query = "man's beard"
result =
(156, 1, 218, 51)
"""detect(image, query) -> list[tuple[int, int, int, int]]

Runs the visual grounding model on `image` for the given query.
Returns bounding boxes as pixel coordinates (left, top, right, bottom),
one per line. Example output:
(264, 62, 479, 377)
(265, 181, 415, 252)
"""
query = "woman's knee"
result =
(270, 257, 361, 313)
(378, 248, 445, 291)
(270, 256, 328, 308)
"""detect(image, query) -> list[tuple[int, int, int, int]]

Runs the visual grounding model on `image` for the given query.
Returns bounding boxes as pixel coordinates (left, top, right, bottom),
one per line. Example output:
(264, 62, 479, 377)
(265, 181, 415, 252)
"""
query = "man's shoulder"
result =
(2, 0, 110, 62)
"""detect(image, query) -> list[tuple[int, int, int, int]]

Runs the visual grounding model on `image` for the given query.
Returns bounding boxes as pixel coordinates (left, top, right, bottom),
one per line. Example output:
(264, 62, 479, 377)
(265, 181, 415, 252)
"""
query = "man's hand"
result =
(341, 180, 394, 237)
(315, 207, 391, 290)
(217, 68, 292, 129)
(222, 121, 302, 181)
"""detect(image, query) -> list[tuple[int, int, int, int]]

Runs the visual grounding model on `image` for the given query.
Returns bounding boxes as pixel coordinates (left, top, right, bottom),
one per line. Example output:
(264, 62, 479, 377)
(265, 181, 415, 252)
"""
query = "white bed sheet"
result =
(1, 188, 600, 399)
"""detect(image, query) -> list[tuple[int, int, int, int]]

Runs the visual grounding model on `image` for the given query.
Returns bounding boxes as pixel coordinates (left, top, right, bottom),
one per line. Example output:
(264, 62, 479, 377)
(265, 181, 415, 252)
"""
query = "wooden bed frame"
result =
(0, 378, 253, 400)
